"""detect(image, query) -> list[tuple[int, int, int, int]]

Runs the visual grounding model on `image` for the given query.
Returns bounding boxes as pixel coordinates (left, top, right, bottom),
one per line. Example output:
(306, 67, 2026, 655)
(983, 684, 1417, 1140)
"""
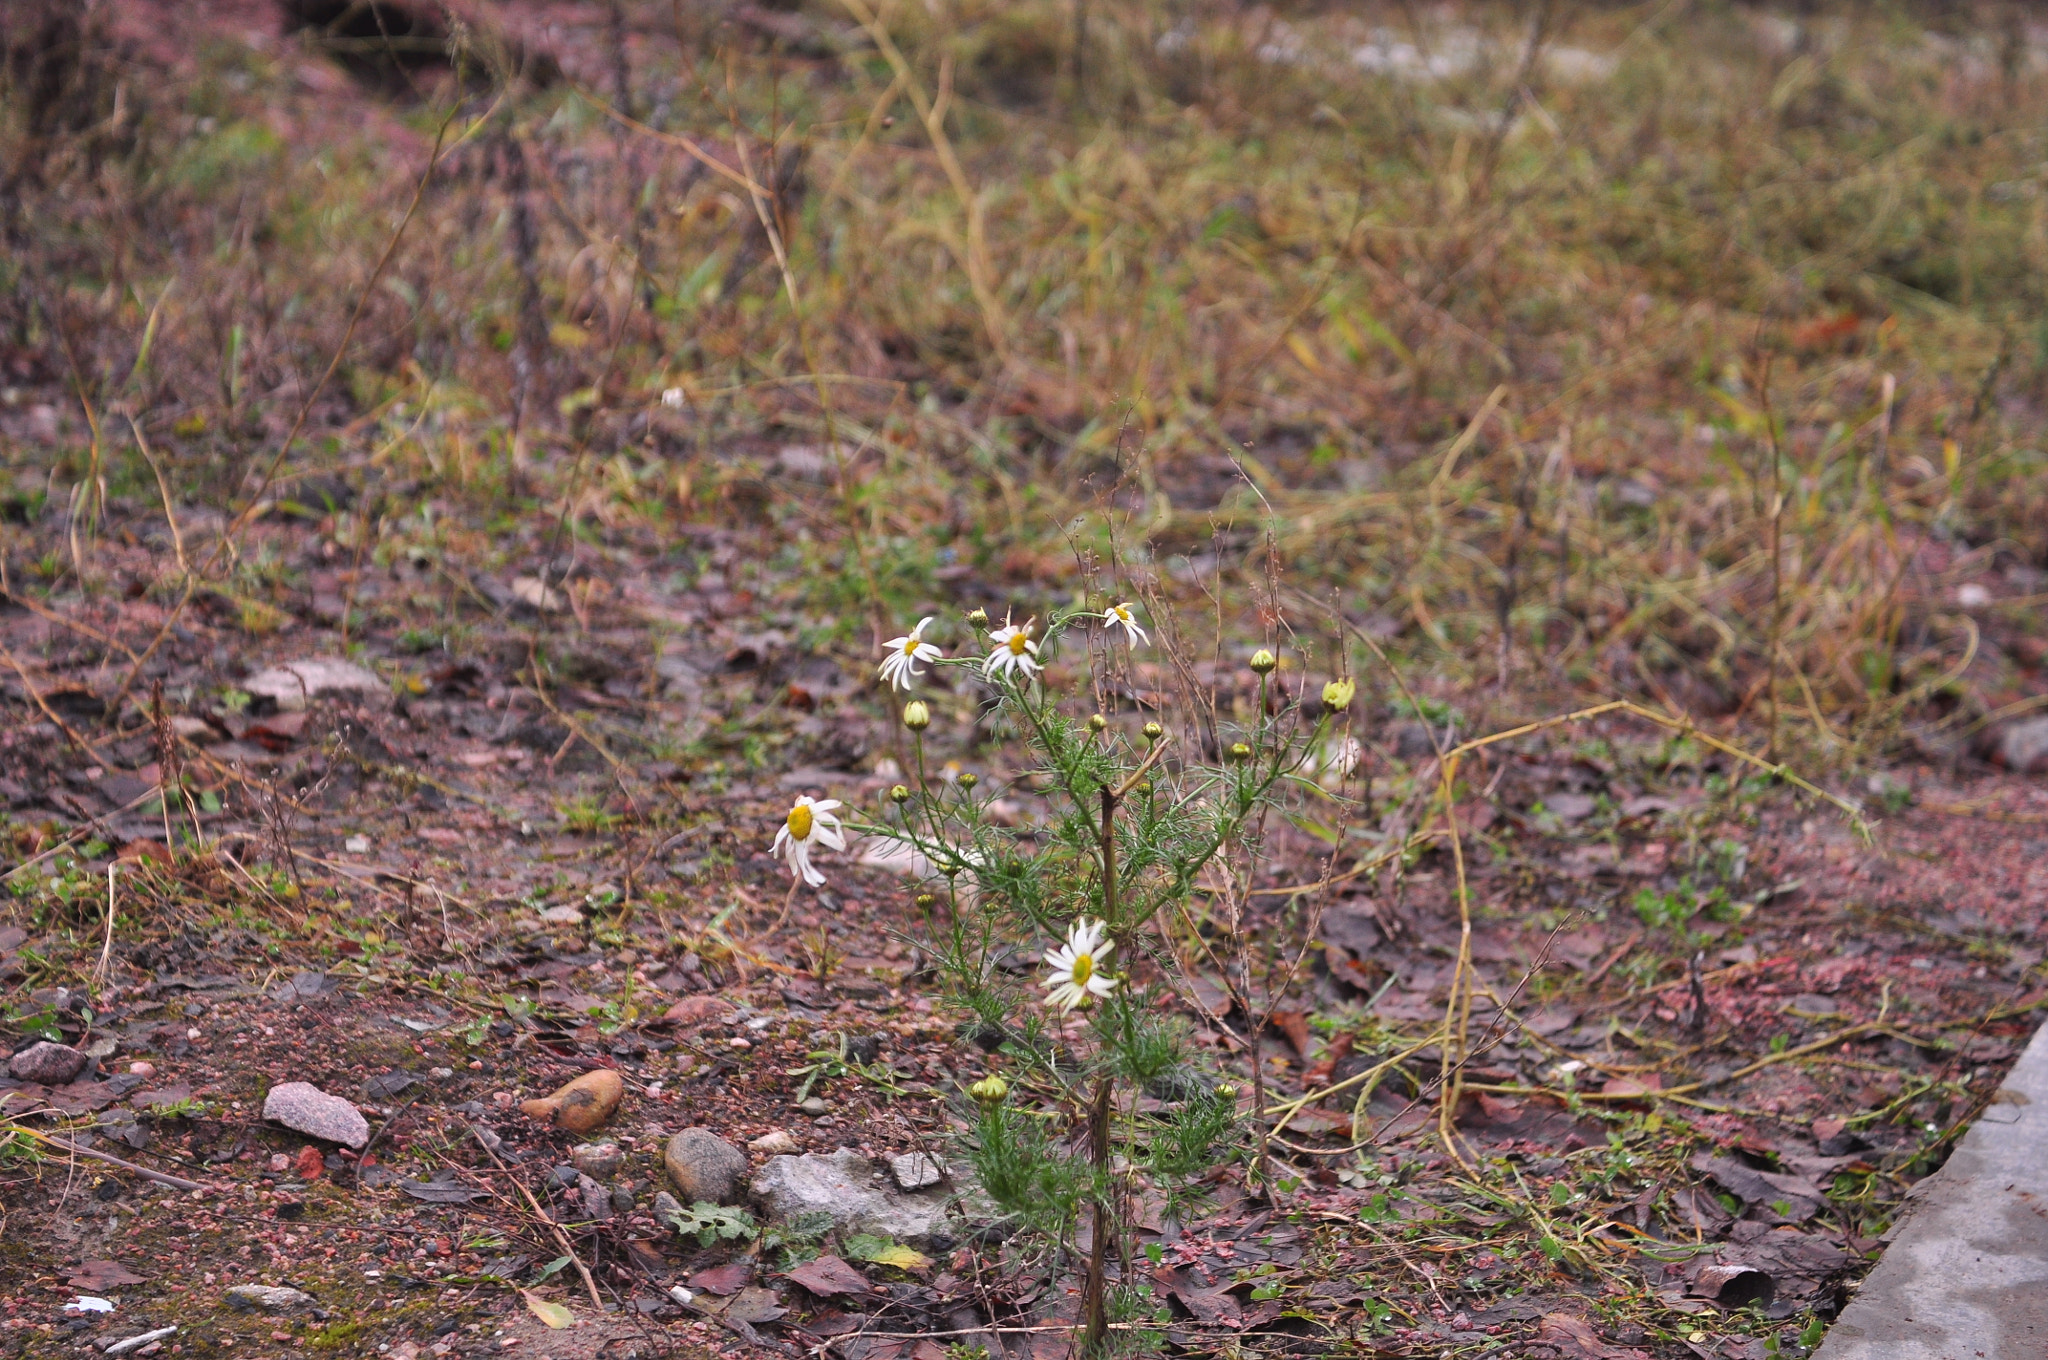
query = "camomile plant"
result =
(847, 602, 1355, 1357)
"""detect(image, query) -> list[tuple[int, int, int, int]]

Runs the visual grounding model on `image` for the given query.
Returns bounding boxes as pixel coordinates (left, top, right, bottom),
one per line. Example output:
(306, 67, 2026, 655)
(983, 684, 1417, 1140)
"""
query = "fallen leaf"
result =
(67, 1260, 145, 1290)
(511, 576, 565, 612)
(399, 1177, 485, 1204)
(1535, 1312, 1650, 1359)
(116, 840, 173, 866)
(689, 1261, 753, 1295)
(660, 995, 738, 1028)
(1267, 1009, 1312, 1059)
(1689, 1153, 1824, 1221)
(784, 1254, 873, 1298)
(861, 1242, 930, 1272)
(1691, 1262, 1774, 1308)
(719, 1286, 787, 1324)
(519, 1289, 575, 1329)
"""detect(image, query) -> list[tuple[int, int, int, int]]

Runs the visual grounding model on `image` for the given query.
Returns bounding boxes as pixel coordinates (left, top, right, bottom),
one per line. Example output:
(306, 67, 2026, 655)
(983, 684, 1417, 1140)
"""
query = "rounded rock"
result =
(519, 1068, 624, 1136)
(570, 1140, 623, 1180)
(223, 1284, 315, 1312)
(262, 1082, 370, 1149)
(749, 1129, 801, 1156)
(8, 1041, 86, 1086)
(664, 1127, 749, 1206)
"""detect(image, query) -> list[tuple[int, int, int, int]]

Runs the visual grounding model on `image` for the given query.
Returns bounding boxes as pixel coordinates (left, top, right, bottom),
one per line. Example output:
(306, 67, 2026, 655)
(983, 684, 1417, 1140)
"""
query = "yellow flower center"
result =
(1070, 953, 1093, 986)
(1007, 632, 1030, 655)
(901, 637, 920, 656)
(787, 804, 813, 840)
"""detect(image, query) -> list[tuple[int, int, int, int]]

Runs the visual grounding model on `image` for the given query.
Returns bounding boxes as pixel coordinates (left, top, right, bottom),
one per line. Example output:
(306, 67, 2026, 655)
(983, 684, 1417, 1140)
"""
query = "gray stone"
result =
(261, 1082, 369, 1148)
(9, 1041, 86, 1085)
(1814, 1016, 2048, 1358)
(651, 1190, 683, 1224)
(243, 658, 385, 712)
(664, 1127, 748, 1206)
(1998, 716, 2048, 775)
(570, 1140, 623, 1180)
(223, 1284, 315, 1311)
(888, 1152, 946, 1191)
(749, 1129, 800, 1156)
(752, 1149, 984, 1247)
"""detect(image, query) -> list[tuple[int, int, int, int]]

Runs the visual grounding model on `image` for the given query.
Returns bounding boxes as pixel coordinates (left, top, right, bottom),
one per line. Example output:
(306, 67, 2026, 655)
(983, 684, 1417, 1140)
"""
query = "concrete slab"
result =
(1814, 1019, 2048, 1359)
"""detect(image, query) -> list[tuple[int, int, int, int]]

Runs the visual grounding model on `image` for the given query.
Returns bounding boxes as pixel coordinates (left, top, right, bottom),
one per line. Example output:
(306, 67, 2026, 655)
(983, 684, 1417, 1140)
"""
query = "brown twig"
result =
(466, 1122, 605, 1313)
(37, 1134, 214, 1193)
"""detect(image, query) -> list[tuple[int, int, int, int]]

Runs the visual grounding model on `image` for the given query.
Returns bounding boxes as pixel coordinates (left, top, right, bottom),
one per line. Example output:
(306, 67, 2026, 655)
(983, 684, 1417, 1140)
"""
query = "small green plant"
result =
(776, 606, 1354, 1356)
(660, 1199, 756, 1249)
(557, 796, 623, 835)
(761, 1210, 833, 1268)
(787, 1032, 907, 1104)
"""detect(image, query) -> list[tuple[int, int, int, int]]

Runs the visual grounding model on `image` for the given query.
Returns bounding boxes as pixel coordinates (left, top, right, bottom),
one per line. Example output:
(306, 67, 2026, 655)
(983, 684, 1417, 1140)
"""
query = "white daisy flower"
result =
(983, 619, 1040, 682)
(771, 795, 844, 887)
(1102, 602, 1148, 646)
(1043, 916, 1117, 1012)
(878, 617, 944, 691)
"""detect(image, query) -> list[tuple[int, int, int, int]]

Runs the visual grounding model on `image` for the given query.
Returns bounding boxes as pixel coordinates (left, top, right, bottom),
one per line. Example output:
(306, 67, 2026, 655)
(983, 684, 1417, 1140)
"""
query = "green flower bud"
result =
(1228, 741, 1253, 764)
(969, 1073, 1009, 1103)
(1142, 721, 1164, 743)
(890, 784, 911, 804)
(902, 700, 931, 731)
(914, 892, 937, 912)
(1249, 649, 1278, 676)
(958, 771, 977, 790)
(1322, 677, 1356, 713)
(966, 608, 990, 628)
(1088, 713, 1107, 733)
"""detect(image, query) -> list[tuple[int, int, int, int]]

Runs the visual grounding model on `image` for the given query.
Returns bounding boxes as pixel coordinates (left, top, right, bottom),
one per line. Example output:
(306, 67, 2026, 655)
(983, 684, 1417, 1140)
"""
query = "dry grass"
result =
(1, 0, 2044, 763)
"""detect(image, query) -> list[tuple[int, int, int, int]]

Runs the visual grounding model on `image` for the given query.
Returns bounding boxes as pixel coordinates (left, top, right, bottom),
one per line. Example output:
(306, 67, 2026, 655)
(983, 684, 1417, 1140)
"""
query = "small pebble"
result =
(128, 1060, 155, 1077)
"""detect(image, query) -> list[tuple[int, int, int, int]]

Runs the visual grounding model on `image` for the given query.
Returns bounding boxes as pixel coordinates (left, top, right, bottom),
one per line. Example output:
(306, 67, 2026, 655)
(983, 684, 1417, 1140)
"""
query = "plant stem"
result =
(1082, 782, 1120, 1358)
(1082, 1074, 1113, 1358)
